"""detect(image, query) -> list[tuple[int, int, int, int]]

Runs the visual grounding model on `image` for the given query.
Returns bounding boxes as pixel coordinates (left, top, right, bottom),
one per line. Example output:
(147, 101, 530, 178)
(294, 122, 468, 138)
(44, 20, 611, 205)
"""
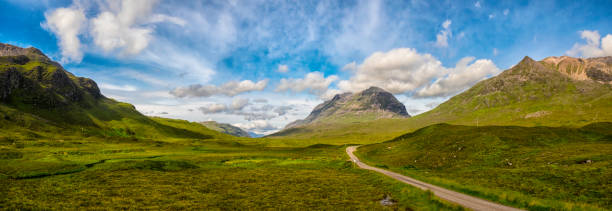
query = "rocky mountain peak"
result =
(283, 87, 409, 129)
(0, 43, 50, 61)
(1, 42, 102, 107)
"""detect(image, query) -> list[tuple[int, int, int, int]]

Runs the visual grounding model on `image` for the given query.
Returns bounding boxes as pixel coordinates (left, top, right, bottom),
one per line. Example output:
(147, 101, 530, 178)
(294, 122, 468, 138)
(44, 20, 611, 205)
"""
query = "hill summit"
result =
(285, 86, 409, 129)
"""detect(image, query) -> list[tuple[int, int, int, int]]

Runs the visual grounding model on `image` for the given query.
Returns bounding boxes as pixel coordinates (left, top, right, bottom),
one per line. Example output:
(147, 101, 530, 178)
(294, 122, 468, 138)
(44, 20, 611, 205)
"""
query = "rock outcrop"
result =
(285, 86, 409, 128)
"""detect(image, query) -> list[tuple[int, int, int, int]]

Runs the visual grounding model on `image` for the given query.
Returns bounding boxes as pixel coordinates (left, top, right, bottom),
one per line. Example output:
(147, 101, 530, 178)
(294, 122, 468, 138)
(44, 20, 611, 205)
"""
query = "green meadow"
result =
(0, 134, 463, 210)
(356, 123, 612, 210)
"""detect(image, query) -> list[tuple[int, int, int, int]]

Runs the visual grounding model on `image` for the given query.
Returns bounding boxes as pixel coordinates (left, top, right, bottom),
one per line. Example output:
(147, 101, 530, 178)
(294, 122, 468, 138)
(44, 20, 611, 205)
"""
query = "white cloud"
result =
(474, 1, 481, 8)
(338, 48, 445, 94)
(42, 7, 86, 63)
(90, 0, 186, 55)
(273, 105, 293, 116)
(99, 83, 138, 92)
(488, 14, 495, 19)
(43, 0, 185, 61)
(199, 103, 228, 114)
(231, 98, 250, 110)
(338, 48, 500, 98)
(277, 64, 289, 73)
(493, 48, 499, 56)
(171, 79, 269, 98)
(233, 120, 278, 134)
(416, 57, 500, 97)
(566, 30, 612, 57)
(435, 19, 452, 48)
(503, 9, 509, 16)
(276, 72, 338, 96)
(341, 61, 357, 71)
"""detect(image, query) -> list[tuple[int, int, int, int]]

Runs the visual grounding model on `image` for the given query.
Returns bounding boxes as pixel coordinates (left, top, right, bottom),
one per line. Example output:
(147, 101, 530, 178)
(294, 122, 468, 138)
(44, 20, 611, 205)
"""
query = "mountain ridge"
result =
(283, 86, 410, 129)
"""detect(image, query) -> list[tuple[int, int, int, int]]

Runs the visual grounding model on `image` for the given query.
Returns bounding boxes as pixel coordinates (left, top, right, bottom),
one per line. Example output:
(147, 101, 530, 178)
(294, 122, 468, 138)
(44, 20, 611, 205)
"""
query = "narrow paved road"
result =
(346, 146, 523, 211)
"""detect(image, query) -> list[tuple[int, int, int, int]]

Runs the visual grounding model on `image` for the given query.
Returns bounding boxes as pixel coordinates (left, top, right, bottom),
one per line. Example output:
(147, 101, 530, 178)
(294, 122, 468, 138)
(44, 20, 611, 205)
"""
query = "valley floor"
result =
(0, 138, 460, 210)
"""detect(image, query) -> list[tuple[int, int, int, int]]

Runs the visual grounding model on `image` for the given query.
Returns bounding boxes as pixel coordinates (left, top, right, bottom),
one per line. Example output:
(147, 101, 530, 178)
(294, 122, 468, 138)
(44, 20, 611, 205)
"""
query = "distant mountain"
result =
(284, 86, 409, 129)
(199, 121, 250, 137)
(0, 43, 224, 140)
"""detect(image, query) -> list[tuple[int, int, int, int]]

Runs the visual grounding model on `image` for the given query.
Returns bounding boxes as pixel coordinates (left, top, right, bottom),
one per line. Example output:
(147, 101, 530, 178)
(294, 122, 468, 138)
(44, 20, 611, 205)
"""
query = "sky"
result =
(1, 0, 612, 135)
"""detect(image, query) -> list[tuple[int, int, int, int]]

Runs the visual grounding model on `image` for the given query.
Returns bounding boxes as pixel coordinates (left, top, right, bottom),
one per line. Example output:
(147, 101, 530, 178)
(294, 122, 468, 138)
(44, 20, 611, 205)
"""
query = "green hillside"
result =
(268, 56, 612, 145)
(0, 44, 227, 141)
(356, 123, 612, 210)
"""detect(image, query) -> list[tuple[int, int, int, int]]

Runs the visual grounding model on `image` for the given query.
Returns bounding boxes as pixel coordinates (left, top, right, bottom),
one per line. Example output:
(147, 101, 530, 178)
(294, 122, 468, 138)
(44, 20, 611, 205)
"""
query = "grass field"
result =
(356, 123, 612, 210)
(0, 136, 464, 210)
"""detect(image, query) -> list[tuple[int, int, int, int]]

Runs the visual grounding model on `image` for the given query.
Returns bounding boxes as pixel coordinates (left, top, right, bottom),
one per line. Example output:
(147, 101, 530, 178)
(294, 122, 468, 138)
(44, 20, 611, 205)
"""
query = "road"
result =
(346, 146, 523, 211)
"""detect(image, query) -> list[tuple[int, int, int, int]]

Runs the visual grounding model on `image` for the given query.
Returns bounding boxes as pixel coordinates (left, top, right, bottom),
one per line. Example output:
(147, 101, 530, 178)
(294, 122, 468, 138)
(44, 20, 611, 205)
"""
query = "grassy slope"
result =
(0, 138, 462, 210)
(356, 123, 612, 210)
(0, 57, 231, 141)
(267, 58, 612, 146)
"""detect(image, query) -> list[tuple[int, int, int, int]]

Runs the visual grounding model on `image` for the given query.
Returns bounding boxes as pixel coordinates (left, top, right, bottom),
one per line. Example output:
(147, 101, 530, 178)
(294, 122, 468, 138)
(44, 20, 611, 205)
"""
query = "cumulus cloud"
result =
(277, 64, 289, 73)
(90, 0, 185, 54)
(233, 111, 277, 121)
(171, 79, 269, 98)
(566, 30, 612, 57)
(435, 20, 452, 48)
(276, 72, 338, 96)
(273, 105, 294, 116)
(338, 48, 500, 98)
(503, 9, 510, 16)
(416, 57, 500, 97)
(338, 48, 445, 94)
(233, 120, 278, 134)
(42, 0, 185, 61)
(474, 1, 481, 8)
(197, 98, 284, 121)
(199, 103, 228, 114)
(230, 98, 250, 110)
(42, 7, 87, 62)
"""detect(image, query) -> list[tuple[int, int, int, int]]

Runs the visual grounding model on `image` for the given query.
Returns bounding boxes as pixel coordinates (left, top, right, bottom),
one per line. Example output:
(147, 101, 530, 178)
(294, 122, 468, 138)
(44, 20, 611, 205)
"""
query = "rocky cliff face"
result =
(0, 43, 102, 108)
(285, 86, 409, 128)
(542, 56, 612, 83)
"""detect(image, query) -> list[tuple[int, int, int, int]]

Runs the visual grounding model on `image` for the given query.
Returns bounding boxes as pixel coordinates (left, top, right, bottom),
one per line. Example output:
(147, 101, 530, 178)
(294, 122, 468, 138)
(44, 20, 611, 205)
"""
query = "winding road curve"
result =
(346, 146, 523, 211)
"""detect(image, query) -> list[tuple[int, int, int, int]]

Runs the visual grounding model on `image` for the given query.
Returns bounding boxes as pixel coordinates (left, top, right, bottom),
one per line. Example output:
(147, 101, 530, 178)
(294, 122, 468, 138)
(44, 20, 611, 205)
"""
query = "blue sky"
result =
(1, 0, 611, 134)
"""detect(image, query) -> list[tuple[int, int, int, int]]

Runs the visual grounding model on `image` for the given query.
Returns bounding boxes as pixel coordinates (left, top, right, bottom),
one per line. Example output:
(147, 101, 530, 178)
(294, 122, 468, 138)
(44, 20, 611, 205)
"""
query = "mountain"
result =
(284, 86, 409, 129)
(199, 121, 251, 137)
(422, 56, 612, 127)
(267, 56, 612, 144)
(0, 43, 224, 140)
